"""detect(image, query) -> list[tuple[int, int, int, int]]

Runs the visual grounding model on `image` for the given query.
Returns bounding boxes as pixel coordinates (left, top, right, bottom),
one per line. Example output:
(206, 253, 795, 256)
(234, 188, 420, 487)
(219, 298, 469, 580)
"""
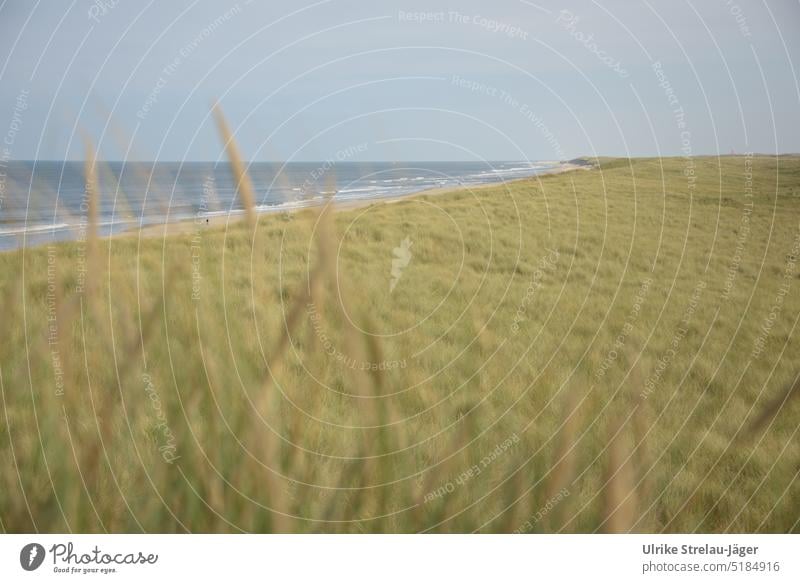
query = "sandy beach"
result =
(129, 161, 591, 241)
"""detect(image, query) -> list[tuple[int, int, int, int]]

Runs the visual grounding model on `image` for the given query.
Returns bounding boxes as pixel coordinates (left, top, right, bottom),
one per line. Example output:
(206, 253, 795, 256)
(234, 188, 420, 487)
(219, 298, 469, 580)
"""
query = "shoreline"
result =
(128, 162, 590, 242)
(1, 162, 590, 252)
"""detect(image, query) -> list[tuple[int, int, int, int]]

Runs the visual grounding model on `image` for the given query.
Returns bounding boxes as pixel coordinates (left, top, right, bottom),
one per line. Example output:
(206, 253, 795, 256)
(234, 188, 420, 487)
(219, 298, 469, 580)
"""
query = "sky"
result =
(0, 0, 799, 161)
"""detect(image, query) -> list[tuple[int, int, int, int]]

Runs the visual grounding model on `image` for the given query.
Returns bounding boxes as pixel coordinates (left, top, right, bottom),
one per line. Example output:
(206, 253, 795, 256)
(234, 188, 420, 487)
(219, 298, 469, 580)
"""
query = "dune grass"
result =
(1, 153, 800, 533)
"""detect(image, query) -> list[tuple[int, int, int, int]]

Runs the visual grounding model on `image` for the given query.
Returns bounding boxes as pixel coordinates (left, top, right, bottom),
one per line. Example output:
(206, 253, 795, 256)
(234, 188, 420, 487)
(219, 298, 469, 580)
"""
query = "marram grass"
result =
(1, 154, 799, 533)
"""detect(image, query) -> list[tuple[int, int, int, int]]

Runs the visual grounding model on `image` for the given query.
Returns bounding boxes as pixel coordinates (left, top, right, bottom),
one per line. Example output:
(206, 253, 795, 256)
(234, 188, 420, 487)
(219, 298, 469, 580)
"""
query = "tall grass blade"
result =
(212, 103, 257, 229)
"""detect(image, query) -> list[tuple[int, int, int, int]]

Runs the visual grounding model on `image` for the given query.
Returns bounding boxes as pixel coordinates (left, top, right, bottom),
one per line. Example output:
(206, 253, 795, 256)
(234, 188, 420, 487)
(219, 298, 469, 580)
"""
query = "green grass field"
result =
(1, 155, 799, 533)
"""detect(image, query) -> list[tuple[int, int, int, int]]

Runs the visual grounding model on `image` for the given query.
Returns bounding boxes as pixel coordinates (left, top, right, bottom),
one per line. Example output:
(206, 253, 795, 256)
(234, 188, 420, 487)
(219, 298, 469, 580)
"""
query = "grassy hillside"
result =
(1, 155, 799, 533)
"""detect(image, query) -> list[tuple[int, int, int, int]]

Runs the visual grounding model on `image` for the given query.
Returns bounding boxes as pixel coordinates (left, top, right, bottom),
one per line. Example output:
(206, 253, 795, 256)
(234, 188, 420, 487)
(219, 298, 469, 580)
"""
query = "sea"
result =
(0, 160, 560, 250)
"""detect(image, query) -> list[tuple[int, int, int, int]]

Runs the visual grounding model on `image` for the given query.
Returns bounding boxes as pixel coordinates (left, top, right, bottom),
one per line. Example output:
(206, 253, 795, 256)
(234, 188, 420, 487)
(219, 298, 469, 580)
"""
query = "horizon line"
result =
(5, 153, 799, 164)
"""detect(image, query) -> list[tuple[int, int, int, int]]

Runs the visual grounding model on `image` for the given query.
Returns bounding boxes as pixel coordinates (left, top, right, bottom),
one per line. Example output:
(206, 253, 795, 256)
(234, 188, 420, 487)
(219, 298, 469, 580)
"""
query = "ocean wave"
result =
(0, 222, 71, 236)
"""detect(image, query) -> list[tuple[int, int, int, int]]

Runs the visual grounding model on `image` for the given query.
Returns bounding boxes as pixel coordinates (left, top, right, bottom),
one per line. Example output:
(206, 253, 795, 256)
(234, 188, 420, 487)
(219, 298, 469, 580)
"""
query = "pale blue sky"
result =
(1, 0, 798, 161)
